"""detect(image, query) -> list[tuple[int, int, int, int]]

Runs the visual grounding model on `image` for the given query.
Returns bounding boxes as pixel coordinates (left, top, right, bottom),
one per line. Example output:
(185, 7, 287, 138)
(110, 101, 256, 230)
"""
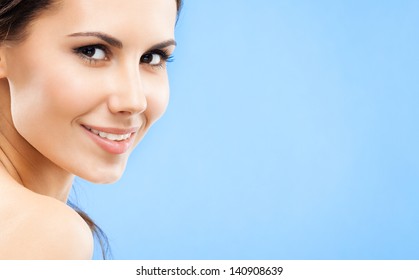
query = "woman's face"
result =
(1, 0, 177, 183)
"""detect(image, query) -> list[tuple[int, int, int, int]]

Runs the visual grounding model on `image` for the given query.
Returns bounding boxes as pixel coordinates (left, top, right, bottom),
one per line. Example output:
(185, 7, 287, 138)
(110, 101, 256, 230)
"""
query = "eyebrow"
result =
(148, 39, 177, 50)
(67, 32, 177, 50)
(68, 32, 123, 48)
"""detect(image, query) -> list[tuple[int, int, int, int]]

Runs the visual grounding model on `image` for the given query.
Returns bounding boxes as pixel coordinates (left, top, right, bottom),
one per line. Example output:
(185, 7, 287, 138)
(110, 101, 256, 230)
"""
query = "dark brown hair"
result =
(0, 0, 183, 259)
(0, 0, 183, 42)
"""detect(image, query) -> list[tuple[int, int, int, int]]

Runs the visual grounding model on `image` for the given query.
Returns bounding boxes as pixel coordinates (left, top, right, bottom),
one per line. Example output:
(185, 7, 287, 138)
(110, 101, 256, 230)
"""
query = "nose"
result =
(107, 66, 147, 115)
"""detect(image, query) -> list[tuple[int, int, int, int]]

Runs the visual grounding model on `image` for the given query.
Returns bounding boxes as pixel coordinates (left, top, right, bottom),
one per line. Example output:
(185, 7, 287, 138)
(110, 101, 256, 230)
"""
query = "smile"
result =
(86, 127, 132, 142)
(82, 124, 139, 155)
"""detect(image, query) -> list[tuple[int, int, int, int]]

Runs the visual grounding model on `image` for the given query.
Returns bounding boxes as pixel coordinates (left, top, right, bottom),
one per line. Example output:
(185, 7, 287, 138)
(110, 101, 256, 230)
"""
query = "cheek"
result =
(130, 74, 170, 151)
(144, 73, 170, 125)
(10, 67, 99, 137)
(7, 59, 106, 177)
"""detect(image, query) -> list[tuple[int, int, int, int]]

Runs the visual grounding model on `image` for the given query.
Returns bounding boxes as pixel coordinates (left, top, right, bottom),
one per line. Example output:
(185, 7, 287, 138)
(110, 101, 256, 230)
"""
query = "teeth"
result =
(88, 127, 132, 141)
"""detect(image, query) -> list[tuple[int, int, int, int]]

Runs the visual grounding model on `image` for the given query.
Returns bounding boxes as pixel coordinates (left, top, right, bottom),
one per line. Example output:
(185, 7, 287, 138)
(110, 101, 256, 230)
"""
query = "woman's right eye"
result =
(74, 45, 108, 62)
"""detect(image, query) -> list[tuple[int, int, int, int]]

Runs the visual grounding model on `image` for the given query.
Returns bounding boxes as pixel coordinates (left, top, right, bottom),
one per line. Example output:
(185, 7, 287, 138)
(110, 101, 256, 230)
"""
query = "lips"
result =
(85, 126, 132, 141)
(82, 124, 139, 154)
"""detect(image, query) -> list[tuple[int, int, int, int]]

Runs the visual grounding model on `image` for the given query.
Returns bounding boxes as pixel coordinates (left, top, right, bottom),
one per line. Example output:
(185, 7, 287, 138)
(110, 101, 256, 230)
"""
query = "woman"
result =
(0, 0, 182, 259)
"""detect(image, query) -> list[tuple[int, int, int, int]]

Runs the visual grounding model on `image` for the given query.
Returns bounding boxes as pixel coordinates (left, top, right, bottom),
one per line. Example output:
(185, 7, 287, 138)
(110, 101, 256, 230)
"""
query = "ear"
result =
(0, 45, 8, 78)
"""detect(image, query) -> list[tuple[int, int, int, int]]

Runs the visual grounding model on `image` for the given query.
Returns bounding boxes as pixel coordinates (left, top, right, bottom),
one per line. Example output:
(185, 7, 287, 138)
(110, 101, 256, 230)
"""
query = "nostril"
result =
(107, 93, 147, 115)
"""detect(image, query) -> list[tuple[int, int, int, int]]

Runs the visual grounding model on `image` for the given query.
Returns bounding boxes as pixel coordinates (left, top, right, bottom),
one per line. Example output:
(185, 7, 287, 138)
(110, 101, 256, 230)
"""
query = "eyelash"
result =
(73, 44, 174, 68)
(146, 49, 174, 67)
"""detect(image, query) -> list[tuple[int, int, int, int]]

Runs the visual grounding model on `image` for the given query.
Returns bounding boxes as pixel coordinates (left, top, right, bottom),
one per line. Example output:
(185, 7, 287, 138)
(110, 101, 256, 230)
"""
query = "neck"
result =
(0, 79, 73, 202)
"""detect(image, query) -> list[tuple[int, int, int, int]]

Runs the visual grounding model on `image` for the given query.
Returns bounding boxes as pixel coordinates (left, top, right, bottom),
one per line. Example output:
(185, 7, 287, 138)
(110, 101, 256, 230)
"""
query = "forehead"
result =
(33, 0, 177, 45)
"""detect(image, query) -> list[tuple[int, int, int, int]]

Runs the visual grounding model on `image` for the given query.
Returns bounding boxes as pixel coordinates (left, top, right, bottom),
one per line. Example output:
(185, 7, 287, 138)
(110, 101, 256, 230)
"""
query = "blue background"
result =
(73, 0, 419, 259)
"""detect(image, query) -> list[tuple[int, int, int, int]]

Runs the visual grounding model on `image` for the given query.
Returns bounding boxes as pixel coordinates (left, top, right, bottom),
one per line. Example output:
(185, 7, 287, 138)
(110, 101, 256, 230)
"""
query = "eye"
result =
(74, 45, 108, 62)
(140, 50, 173, 67)
(80, 46, 106, 60)
(141, 53, 162, 65)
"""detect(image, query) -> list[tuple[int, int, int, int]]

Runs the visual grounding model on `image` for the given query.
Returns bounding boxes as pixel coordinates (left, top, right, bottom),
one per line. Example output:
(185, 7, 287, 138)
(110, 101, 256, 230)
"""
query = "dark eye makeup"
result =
(73, 44, 109, 64)
(73, 44, 174, 68)
(141, 49, 174, 66)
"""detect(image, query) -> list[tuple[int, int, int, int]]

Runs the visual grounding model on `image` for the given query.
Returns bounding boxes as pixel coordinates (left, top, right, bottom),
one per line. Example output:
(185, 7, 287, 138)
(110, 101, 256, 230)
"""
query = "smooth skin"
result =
(0, 0, 177, 259)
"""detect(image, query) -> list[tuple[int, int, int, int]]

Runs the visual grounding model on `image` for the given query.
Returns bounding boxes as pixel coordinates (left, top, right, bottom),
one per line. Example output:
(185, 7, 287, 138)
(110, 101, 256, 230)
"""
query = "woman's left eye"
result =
(141, 53, 161, 65)
(140, 50, 172, 67)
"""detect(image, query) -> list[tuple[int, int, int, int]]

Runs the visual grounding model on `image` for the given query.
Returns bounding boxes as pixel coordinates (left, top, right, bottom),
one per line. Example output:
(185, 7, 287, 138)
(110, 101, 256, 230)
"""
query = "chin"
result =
(88, 174, 122, 185)
(76, 163, 126, 184)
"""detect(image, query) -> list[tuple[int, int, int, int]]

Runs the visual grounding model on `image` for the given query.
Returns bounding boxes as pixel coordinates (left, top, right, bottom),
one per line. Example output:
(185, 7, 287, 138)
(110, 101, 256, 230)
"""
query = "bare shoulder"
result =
(0, 187, 93, 260)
